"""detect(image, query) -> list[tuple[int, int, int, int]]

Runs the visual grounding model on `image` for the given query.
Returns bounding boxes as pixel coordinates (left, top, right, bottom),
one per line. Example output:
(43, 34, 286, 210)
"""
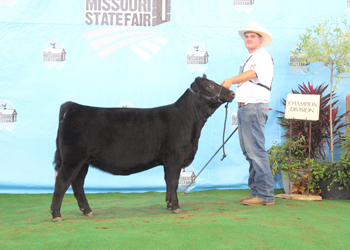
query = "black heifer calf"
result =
(51, 75, 235, 222)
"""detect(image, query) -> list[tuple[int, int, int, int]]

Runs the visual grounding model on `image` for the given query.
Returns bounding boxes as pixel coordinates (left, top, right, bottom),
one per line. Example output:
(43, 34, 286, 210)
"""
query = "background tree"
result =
(290, 15, 350, 162)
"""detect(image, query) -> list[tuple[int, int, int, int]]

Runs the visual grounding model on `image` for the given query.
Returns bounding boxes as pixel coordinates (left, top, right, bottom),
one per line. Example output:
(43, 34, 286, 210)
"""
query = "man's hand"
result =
(220, 79, 233, 89)
(220, 70, 257, 89)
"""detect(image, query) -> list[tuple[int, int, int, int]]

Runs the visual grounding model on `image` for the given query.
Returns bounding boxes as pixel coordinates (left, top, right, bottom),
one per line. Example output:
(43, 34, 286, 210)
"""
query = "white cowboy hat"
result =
(238, 22, 273, 47)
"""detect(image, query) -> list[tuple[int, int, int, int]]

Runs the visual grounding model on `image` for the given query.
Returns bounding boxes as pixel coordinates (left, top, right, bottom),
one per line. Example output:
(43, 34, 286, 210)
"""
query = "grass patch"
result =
(1, 189, 349, 249)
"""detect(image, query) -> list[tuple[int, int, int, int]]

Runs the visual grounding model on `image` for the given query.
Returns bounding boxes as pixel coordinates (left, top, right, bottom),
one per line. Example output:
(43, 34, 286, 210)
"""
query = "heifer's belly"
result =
(89, 159, 162, 176)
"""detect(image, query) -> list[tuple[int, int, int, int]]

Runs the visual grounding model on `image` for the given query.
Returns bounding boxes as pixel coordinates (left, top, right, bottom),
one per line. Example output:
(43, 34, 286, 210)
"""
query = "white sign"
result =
(285, 94, 320, 121)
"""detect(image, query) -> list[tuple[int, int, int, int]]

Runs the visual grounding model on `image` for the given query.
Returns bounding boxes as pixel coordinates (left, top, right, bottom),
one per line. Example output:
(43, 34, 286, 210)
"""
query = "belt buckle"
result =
(238, 102, 246, 108)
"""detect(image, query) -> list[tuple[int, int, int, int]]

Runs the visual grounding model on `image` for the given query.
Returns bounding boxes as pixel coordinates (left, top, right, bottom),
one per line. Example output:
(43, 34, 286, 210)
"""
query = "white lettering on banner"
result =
(285, 94, 320, 121)
(233, 0, 254, 13)
(233, 0, 254, 5)
(85, 12, 151, 26)
(85, 0, 171, 26)
(85, 0, 151, 12)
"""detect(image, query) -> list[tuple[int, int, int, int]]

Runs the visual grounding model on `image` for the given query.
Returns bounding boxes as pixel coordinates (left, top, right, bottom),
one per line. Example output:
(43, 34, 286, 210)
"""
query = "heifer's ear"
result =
(202, 74, 207, 79)
(191, 77, 201, 91)
(195, 76, 202, 85)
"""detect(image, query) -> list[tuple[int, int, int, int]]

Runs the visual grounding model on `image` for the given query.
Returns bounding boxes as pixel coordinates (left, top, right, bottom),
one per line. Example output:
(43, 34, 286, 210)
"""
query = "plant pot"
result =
(281, 170, 305, 194)
(320, 177, 350, 199)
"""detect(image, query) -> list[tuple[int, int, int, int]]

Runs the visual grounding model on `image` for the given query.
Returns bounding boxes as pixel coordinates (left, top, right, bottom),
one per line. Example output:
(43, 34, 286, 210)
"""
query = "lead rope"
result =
(181, 124, 238, 195)
(221, 103, 229, 161)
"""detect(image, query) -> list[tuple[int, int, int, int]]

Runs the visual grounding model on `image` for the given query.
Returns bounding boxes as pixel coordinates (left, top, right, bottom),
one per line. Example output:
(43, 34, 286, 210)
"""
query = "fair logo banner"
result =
(233, 0, 255, 14)
(0, 100, 17, 132)
(289, 47, 309, 74)
(177, 166, 196, 193)
(186, 42, 209, 73)
(84, 0, 171, 26)
(42, 39, 66, 70)
(83, 0, 171, 61)
(285, 94, 320, 121)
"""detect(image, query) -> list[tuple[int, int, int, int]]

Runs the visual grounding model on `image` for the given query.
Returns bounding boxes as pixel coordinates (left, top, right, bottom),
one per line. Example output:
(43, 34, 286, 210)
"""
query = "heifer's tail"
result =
(53, 101, 75, 172)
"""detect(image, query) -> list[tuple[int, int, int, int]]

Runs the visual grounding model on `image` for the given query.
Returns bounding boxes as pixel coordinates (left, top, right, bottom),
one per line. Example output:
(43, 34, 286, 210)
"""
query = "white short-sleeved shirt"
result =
(235, 47, 274, 103)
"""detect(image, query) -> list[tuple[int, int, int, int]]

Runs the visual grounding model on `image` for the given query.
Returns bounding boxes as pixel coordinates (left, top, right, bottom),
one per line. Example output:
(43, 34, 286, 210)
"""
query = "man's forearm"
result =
(221, 70, 257, 89)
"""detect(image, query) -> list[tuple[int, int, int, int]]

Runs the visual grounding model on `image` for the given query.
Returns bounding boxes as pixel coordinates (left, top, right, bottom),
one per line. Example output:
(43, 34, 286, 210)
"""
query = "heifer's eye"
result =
(207, 85, 212, 89)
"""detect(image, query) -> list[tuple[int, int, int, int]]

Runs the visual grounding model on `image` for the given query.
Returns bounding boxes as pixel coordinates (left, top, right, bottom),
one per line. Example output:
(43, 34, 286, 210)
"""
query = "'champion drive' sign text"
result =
(85, 0, 171, 26)
(284, 94, 320, 121)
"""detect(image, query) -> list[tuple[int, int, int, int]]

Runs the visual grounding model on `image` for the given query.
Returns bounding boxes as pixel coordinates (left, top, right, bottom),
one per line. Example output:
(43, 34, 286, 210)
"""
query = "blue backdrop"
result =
(0, 0, 349, 193)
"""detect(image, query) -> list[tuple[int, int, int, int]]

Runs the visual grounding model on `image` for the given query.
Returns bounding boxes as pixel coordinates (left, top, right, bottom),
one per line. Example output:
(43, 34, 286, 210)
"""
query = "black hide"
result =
(50, 75, 235, 221)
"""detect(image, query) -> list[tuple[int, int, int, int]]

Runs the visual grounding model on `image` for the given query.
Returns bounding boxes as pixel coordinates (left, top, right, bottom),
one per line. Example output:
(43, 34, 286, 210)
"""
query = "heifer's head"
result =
(189, 75, 235, 109)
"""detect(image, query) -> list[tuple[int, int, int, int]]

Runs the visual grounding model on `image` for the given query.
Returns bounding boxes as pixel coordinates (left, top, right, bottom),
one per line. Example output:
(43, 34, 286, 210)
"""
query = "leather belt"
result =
(238, 102, 247, 108)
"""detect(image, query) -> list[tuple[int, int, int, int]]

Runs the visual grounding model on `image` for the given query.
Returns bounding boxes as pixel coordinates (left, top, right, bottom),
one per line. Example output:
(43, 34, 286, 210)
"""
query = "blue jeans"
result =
(237, 103, 275, 202)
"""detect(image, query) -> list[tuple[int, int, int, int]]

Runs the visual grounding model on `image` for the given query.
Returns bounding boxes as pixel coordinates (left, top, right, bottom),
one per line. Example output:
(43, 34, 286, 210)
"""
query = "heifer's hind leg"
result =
(71, 164, 93, 217)
(50, 162, 84, 222)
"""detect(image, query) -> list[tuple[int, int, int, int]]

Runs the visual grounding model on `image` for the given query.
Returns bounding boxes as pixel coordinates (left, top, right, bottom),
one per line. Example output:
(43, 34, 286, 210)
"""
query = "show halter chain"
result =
(188, 84, 228, 160)
(221, 103, 229, 161)
(189, 84, 224, 104)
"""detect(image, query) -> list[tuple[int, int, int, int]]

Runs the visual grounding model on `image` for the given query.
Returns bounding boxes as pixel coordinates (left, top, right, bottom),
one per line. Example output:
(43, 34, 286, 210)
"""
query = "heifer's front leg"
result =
(71, 164, 93, 217)
(164, 166, 182, 214)
(164, 169, 173, 210)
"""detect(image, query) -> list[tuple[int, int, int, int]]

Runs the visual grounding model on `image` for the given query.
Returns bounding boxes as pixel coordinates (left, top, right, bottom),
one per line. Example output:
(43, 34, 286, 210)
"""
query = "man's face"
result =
(244, 32, 263, 51)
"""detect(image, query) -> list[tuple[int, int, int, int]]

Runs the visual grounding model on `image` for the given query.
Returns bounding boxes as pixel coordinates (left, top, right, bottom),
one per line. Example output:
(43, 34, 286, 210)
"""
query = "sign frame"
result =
(284, 94, 320, 121)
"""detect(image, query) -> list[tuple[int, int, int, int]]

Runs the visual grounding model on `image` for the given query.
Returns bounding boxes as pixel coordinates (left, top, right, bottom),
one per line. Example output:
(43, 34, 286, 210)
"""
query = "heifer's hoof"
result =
(52, 217, 63, 222)
(173, 208, 183, 214)
(85, 212, 94, 217)
(166, 202, 172, 210)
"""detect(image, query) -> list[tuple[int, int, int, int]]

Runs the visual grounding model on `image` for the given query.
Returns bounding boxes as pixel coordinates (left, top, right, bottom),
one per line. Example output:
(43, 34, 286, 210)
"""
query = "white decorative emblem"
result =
(186, 42, 209, 73)
(177, 166, 196, 193)
(289, 47, 310, 75)
(42, 39, 66, 70)
(0, 100, 17, 132)
(0, 0, 17, 7)
(233, 0, 254, 14)
(83, 27, 168, 62)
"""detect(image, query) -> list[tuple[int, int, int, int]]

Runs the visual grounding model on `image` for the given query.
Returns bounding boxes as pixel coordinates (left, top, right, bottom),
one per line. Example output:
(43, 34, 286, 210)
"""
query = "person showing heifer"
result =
(50, 75, 235, 222)
(221, 22, 275, 206)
